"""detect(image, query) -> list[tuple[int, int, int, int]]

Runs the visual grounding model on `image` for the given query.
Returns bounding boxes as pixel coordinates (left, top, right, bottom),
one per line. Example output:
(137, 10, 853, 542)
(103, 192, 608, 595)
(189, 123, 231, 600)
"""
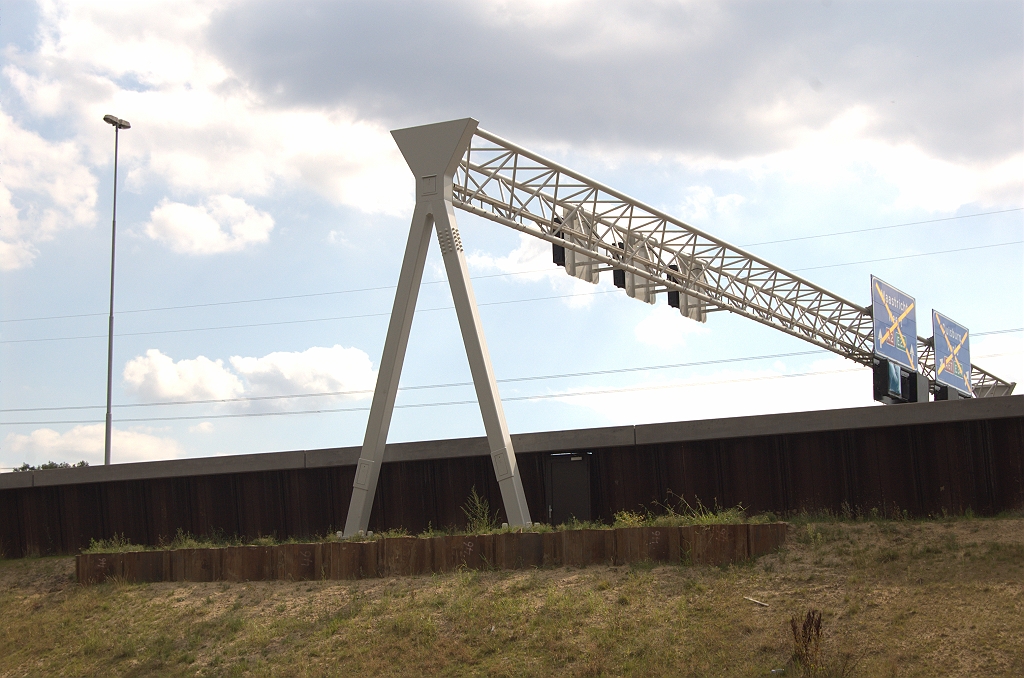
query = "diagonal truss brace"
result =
(450, 127, 1014, 397)
(344, 119, 532, 537)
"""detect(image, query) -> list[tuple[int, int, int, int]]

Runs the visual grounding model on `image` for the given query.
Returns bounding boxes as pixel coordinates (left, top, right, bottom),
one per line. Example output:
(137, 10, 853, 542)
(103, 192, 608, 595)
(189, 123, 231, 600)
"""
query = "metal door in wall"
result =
(545, 452, 592, 525)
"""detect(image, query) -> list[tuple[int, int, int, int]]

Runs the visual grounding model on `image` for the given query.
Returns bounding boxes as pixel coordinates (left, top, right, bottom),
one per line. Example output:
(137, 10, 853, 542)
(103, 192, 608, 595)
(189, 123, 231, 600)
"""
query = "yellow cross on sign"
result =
(875, 281, 916, 370)
(935, 313, 971, 394)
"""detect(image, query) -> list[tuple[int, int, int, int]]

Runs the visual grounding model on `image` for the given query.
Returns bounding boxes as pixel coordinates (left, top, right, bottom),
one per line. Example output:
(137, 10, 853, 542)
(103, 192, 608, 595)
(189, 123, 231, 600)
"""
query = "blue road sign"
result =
(932, 311, 971, 394)
(871, 275, 917, 371)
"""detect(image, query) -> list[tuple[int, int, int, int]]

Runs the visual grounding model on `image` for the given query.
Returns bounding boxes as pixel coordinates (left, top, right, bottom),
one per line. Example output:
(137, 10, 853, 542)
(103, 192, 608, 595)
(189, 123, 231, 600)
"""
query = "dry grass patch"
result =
(1, 517, 1023, 676)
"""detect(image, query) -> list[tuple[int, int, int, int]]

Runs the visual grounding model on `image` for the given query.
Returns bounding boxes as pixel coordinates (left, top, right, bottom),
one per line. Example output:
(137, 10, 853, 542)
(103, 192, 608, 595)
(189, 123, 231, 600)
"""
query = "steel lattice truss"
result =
(451, 128, 1014, 397)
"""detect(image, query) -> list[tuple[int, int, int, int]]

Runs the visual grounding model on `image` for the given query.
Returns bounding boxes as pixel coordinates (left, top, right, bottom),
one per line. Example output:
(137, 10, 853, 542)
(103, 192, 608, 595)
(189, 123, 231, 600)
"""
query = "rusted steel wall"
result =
(588, 417, 1024, 522)
(2, 413, 1022, 559)
(76, 523, 790, 584)
(77, 522, 790, 585)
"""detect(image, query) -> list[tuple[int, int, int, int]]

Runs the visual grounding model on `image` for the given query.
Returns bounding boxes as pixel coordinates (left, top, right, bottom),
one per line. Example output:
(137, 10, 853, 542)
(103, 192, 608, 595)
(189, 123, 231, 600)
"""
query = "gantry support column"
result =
(343, 118, 532, 536)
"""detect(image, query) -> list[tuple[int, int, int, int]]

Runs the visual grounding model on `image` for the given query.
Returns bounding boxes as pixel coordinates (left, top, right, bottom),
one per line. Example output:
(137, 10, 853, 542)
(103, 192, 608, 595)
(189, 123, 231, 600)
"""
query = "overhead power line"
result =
(0, 347, 828, 413)
(3, 241, 1021, 346)
(973, 328, 1024, 337)
(11, 351, 1021, 428)
(741, 207, 1023, 248)
(1, 346, 1017, 425)
(3, 207, 1020, 326)
(0, 290, 616, 344)
(792, 240, 1022, 272)
(0, 365, 873, 425)
(0, 270, 549, 324)
(0, 284, 393, 324)
(3, 330, 1018, 414)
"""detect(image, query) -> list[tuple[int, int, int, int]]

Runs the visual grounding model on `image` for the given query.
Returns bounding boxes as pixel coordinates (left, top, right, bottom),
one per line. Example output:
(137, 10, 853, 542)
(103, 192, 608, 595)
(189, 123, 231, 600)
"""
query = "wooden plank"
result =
(562, 530, 585, 567)
(614, 527, 643, 565)
(223, 546, 273, 582)
(360, 541, 379, 579)
(465, 534, 495, 571)
(275, 543, 319, 581)
(642, 527, 670, 562)
(178, 548, 221, 582)
(585, 529, 613, 565)
(122, 551, 167, 583)
(542, 531, 563, 567)
(77, 553, 122, 584)
(494, 532, 542, 569)
(691, 525, 748, 565)
(749, 523, 787, 557)
(379, 537, 431, 576)
(325, 542, 361, 580)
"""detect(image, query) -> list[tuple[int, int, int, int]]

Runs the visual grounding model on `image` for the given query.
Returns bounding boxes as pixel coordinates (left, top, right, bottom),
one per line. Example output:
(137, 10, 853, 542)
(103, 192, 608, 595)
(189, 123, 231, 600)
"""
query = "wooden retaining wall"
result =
(76, 523, 788, 585)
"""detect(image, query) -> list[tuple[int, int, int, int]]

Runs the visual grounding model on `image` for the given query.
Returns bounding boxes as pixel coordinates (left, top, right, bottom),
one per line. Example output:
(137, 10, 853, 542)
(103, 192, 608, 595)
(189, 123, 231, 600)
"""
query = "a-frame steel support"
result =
(343, 118, 532, 536)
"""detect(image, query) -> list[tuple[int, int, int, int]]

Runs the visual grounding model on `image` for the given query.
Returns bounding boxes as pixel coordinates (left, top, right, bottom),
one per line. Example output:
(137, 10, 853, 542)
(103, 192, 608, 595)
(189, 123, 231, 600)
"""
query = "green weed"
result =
(83, 534, 147, 553)
(461, 486, 500, 533)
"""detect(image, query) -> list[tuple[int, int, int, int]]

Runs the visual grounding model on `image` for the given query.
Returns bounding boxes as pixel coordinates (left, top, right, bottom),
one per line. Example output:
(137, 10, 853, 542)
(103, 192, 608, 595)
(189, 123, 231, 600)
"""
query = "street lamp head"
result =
(103, 114, 131, 130)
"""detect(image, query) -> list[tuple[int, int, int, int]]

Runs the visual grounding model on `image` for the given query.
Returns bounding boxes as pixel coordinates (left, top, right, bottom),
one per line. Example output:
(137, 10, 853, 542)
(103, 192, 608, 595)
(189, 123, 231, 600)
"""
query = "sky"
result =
(1, 0, 1021, 469)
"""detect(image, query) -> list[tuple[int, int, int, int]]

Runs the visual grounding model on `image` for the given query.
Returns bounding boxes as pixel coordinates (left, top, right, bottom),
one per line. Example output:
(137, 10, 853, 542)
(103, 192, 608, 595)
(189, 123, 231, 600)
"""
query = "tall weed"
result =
(84, 534, 147, 553)
(461, 486, 500, 533)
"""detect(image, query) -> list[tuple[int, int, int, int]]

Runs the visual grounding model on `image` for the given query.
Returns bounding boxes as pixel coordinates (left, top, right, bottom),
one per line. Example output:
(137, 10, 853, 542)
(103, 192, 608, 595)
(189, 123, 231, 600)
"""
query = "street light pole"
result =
(102, 114, 130, 466)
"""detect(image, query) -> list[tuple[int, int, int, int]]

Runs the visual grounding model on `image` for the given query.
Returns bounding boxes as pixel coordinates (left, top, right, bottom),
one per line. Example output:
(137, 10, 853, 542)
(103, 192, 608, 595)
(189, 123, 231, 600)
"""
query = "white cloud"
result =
(0, 109, 97, 270)
(207, 1, 1022, 167)
(2, 424, 183, 466)
(466, 232, 554, 281)
(550, 357, 875, 425)
(0, 237, 38, 272)
(144, 195, 274, 254)
(970, 333, 1024, 393)
(123, 348, 244, 401)
(4, 2, 409, 219)
(715, 107, 1024, 212)
(527, 332, 1021, 424)
(327, 230, 350, 246)
(634, 304, 710, 349)
(122, 345, 377, 407)
(230, 345, 376, 399)
(4, 2, 1019, 273)
(466, 232, 600, 308)
(675, 185, 746, 223)
(189, 422, 214, 434)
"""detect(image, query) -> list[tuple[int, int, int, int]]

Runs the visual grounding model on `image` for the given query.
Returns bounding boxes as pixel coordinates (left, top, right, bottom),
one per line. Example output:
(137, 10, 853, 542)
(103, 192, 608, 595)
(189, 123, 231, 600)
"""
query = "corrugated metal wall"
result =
(1, 414, 1021, 559)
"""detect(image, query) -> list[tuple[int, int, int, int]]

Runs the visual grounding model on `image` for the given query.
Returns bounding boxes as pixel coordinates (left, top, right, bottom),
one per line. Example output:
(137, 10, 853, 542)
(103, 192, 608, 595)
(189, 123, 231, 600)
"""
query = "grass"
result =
(80, 502, 1019, 554)
(613, 496, 754, 527)
(3, 516, 1024, 676)
(83, 496, 772, 555)
(85, 529, 247, 554)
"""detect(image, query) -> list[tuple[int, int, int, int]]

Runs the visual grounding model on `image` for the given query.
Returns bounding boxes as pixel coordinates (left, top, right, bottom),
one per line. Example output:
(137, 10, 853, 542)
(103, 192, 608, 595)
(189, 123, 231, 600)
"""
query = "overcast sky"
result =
(1, 0, 1021, 469)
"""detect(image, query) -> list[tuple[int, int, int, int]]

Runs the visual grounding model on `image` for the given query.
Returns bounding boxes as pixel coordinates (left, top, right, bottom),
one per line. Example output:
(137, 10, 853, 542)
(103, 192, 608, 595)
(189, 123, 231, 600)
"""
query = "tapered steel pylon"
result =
(343, 119, 532, 536)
